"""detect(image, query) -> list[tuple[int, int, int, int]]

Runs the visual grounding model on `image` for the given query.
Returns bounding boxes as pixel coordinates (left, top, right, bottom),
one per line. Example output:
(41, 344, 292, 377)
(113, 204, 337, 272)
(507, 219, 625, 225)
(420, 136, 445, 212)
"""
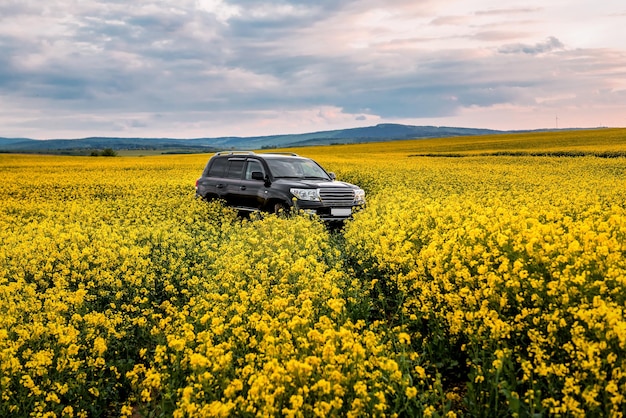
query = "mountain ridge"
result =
(0, 123, 556, 154)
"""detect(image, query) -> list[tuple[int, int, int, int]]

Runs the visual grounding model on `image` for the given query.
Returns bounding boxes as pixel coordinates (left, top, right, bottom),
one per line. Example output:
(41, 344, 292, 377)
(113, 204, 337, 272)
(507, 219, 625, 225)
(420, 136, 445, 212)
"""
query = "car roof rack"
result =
(214, 151, 256, 156)
(259, 152, 299, 156)
(214, 151, 300, 157)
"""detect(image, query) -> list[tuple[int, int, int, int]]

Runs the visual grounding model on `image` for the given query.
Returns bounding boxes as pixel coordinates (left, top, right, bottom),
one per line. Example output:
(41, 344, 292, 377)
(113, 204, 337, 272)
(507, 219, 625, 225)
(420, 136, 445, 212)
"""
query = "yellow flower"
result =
(405, 386, 418, 399)
(93, 337, 107, 356)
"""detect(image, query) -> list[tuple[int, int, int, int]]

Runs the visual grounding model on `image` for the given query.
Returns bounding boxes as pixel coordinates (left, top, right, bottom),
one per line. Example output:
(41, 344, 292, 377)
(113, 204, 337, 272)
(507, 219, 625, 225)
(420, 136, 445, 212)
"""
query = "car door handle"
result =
(216, 184, 224, 189)
(240, 186, 246, 190)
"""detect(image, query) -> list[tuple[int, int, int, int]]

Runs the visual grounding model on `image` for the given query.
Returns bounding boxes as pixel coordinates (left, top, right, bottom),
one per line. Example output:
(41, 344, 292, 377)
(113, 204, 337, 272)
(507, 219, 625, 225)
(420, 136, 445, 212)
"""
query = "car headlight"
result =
(290, 188, 321, 201)
(354, 188, 366, 204)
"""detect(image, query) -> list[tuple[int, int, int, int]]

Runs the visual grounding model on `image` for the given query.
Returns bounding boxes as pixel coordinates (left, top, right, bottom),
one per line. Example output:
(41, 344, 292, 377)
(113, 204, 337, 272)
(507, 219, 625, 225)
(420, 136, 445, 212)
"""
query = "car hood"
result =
(274, 179, 359, 189)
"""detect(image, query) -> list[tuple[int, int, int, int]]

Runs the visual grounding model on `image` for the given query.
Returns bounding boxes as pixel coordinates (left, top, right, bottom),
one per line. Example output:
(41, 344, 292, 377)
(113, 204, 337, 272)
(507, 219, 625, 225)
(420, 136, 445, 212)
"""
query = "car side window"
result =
(226, 159, 245, 179)
(245, 160, 264, 180)
(207, 158, 228, 177)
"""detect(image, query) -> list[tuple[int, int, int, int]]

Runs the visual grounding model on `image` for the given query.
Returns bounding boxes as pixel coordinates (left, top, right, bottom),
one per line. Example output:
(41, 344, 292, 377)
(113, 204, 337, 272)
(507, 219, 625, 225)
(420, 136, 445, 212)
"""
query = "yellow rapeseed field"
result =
(1, 129, 626, 417)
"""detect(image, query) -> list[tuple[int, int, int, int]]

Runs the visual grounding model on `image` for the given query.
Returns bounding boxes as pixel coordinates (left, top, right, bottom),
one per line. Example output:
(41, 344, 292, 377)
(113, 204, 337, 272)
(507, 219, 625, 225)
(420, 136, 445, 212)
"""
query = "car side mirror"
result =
(251, 171, 265, 181)
(328, 172, 336, 180)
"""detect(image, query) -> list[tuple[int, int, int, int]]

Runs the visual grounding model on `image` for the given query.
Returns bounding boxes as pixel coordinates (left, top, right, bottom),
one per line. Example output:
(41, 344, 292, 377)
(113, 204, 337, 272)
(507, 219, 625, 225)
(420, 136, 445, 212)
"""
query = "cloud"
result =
(472, 30, 530, 42)
(0, 0, 625, 138)
(499, 36, 565, 55)
(474, 7, 542, 16)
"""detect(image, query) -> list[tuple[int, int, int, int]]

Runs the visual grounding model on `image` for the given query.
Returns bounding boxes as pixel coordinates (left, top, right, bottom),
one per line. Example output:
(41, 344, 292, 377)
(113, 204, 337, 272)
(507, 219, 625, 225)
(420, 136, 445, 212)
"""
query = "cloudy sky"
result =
(1, 0, 625, 139)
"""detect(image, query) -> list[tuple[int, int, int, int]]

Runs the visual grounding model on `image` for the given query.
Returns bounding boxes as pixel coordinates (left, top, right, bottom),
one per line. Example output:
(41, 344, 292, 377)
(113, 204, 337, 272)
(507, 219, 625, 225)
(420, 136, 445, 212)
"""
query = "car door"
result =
(238, 159, 267, 209)
(219, 158, 245, 206)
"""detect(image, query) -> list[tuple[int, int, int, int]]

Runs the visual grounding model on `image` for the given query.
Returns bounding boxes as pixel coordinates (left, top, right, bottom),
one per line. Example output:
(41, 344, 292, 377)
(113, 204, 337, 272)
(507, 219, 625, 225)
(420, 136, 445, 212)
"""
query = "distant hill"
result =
(0, 124, 522, 154)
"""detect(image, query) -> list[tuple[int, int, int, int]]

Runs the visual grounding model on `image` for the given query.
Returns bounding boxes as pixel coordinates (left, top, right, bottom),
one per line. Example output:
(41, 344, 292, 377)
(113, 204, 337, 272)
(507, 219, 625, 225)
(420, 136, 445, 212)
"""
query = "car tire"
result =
(273, 202, 289, 216)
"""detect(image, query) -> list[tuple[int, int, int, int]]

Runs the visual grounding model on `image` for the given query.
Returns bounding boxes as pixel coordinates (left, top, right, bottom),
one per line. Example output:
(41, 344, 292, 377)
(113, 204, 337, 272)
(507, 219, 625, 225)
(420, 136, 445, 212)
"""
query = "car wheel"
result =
(273, 202, 290, 216)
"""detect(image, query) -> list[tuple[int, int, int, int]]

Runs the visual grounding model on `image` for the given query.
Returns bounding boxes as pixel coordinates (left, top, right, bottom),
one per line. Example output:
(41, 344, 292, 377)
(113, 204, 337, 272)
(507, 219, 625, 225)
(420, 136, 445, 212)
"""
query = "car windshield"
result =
(265, 158, 330, 180)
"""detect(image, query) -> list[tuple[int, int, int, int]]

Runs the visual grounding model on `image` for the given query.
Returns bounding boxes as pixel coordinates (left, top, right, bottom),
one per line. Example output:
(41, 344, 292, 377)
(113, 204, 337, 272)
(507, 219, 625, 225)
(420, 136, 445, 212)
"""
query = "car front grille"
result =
(319, 188, 355, 206)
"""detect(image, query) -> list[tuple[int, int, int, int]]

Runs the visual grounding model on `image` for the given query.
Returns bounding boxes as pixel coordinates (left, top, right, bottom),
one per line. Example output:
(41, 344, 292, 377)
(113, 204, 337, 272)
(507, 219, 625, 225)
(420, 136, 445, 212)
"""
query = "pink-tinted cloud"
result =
(0, 0, 624, 139)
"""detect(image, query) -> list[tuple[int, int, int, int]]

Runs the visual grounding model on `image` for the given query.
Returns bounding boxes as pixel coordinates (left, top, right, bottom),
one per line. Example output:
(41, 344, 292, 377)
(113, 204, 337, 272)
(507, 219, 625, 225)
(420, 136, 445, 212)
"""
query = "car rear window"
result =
(208, 158, 228, 177)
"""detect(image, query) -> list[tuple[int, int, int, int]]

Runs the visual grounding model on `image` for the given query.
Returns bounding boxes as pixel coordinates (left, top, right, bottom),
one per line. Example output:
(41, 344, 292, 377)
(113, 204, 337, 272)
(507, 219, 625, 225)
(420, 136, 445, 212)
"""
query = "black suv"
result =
(195, 151, 365, 222)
